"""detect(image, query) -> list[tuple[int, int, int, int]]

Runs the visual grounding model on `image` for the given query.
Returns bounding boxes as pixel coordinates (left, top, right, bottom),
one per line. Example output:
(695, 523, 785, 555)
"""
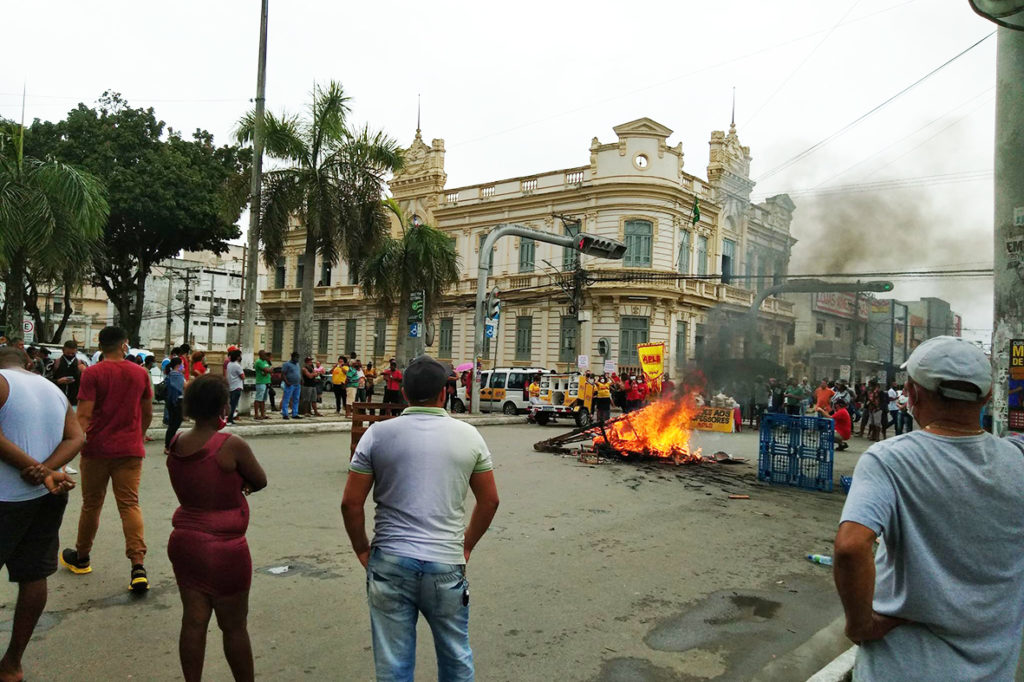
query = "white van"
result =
(452, 367, 549, 415)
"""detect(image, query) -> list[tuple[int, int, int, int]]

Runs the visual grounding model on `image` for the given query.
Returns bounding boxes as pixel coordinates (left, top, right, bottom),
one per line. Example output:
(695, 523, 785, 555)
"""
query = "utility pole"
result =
(240, 0, 269, 370)
(207, 273, 216, 350)
(970, 2, 1024, 434)
(164, 270, 174, 354)
(849, 288, 861, 384)
(183, 269, 194, 347)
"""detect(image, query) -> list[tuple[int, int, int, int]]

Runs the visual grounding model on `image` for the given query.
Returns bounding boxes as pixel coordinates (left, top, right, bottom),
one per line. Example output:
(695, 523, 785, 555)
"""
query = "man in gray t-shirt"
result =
(835, 336, 1024, 680)
(342, 356, 500, 681)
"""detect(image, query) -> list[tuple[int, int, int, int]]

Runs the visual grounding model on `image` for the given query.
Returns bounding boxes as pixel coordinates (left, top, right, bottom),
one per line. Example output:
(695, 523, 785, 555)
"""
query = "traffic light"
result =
(485, 288, 500, 320)
(597, 337, 610, 358)
(575, 233, 627, 260)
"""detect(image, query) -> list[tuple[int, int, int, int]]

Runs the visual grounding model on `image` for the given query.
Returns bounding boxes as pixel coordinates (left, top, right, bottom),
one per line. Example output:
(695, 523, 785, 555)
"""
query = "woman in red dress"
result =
(166, 374, 267, 682)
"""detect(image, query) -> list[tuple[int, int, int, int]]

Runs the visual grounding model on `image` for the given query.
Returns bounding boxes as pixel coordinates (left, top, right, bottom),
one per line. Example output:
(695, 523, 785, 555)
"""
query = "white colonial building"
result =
(259, 117, 797, 378)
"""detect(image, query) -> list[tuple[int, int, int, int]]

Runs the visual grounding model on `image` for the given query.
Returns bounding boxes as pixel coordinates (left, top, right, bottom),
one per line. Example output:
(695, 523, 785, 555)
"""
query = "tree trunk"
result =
(50, 286, 74, 343)
(394, 289, 411, 366)
(128, 267, 148, 346)
(297, 236, 318, 360)
(3, 259, 26, 342)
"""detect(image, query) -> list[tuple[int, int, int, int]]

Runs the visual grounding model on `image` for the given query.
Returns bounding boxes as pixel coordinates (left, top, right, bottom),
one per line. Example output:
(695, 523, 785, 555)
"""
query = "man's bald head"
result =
(0, 347, 30, 370)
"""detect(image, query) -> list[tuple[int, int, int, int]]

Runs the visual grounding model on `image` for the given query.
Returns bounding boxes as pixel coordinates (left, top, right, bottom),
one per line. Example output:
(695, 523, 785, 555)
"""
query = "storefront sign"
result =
(692, 406, 735, 433)
(1009, 339, 1024, 434)
(812, 292, 869, 321)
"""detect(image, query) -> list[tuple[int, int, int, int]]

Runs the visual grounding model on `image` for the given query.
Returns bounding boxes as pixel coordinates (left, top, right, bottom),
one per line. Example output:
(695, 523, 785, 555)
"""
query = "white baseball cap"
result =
(900, 335, 991, 401)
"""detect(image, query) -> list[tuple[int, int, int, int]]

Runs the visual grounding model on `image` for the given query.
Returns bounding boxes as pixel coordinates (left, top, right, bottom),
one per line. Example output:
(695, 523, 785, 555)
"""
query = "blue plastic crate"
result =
(758, 413, 834, 492)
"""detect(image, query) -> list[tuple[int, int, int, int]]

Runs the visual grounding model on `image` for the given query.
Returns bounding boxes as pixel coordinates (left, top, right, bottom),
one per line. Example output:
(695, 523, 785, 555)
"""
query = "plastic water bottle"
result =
(807, 554, 833, 566)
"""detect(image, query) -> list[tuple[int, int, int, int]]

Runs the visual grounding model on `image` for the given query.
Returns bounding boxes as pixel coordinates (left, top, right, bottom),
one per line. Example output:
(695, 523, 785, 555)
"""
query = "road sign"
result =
(409, 291, 424, 323)
(408, 322, 420, 338)
(22, 318, 34, 344)
(484, 321, 495, 339)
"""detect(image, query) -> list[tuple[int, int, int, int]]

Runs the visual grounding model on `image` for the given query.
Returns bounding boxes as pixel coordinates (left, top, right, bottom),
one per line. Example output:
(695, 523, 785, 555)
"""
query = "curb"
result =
(146, 414, 524, 440)
(806, 646, 856, 682)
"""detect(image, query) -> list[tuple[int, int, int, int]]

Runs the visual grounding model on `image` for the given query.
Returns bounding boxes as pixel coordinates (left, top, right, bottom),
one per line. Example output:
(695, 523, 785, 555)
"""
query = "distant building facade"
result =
(260, 118, 798, 378)
(790, 293, 960, 384)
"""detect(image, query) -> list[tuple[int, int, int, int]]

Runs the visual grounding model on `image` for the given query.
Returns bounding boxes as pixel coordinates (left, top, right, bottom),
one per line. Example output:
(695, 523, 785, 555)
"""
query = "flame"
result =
(592, 394, 704, 464)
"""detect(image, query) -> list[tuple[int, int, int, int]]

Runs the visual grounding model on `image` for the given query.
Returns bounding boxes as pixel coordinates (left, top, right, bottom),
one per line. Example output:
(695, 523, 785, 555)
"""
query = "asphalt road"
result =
(0, 421, 1008, 681)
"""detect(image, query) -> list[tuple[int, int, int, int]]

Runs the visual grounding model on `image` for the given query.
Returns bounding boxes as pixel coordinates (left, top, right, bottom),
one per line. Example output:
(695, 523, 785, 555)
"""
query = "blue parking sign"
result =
(409, 322, 420, 338)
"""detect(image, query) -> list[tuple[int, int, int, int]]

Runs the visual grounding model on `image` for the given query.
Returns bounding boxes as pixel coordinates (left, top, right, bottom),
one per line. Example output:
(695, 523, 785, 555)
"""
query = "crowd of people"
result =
(2, 330, 1024, 681)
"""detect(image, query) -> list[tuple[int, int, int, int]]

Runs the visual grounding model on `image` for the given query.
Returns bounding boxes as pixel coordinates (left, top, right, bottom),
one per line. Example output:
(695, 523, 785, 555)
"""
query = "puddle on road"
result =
(595, 576, 841, 682)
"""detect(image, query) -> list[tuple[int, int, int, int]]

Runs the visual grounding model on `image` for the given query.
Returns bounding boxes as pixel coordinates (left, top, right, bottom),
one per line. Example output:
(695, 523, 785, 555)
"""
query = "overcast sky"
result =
(3, 0, 999, 344)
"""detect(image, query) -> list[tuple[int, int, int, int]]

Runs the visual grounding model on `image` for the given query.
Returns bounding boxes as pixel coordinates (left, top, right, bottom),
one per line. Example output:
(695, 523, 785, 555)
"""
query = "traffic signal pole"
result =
(471, 223, 626, 414)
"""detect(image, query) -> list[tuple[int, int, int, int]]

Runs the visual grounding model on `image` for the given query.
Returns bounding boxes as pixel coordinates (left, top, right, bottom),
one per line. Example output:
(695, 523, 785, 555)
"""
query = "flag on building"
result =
(692, 197, 700, 225)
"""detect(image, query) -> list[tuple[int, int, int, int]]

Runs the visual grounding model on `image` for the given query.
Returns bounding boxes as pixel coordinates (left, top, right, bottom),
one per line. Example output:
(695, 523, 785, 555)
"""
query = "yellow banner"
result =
(637, 342, 664, 393)
(692, 407, 736, 433)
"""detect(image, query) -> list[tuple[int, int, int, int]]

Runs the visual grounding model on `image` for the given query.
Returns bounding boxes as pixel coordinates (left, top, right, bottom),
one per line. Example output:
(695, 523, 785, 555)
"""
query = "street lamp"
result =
(470, 223, 626, 414)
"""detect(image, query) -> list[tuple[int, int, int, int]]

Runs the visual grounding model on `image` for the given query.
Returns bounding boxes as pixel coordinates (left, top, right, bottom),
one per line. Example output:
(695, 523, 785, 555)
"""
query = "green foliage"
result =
(235, 81, 403, 358)
(24, 92, 250, 343)
(360, 204, 461, 360)
(0, 120, 108, 337)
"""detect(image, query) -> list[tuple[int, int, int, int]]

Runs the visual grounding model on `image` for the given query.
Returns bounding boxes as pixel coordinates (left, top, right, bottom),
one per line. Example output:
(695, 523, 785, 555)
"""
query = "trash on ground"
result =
(728, 494, 750, 499)
(806, 554, 833, 566)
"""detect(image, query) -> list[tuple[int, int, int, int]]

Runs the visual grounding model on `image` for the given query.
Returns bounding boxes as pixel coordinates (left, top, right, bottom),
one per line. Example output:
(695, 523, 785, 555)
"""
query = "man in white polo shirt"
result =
(341, 356, 500, 682)
(834, 336, 1024, 680)
(0, 347, 83, 682)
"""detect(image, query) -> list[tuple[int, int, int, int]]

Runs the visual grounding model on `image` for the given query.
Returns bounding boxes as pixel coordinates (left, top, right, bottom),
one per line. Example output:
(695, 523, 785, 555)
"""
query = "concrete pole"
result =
(206, 273, 215, 350)
(991, 27, 1024, 435)
(240, 0, 269, 369)
(164, 271, 174, 354)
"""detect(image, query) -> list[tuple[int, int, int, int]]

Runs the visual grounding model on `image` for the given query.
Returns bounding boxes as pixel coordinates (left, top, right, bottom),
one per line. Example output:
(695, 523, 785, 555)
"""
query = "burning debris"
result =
(534, 393, 706, 464)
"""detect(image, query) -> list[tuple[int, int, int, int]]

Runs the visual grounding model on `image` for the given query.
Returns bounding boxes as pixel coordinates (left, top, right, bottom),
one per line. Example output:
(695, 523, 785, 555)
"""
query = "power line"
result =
(448, 0, 928, 149)
(742, 0, 864, 128)
(755, 168, 992, 200)
(755, 31, 996, 183)
(809, 86, 995, 188)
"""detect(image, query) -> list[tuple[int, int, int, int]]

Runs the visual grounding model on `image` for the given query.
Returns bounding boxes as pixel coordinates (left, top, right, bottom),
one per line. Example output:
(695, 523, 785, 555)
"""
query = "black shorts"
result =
(0, 493, 68, 583)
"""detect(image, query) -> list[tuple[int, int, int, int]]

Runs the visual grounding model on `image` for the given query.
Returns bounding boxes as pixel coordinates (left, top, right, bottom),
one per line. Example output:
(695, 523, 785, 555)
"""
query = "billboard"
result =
(812, 292, 869, 321)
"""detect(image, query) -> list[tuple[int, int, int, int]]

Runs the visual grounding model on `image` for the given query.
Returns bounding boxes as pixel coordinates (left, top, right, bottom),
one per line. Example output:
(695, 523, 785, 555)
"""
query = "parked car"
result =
(452, 367, 549, 415)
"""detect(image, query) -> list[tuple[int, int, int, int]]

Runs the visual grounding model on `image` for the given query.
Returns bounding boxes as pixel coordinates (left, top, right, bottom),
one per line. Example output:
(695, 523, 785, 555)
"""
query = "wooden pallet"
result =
(350, 402, 406, 457)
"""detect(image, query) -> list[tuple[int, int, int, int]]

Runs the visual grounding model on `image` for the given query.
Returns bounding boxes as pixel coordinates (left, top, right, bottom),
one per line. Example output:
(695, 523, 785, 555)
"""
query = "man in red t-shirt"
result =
(60, 327, 153, 591)
(816, 399, 852, 451)
(381, 358, 404, 415)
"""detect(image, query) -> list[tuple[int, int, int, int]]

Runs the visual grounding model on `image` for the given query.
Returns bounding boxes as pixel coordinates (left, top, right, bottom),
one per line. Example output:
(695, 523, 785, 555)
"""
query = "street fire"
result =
(592, 395, 704, 464)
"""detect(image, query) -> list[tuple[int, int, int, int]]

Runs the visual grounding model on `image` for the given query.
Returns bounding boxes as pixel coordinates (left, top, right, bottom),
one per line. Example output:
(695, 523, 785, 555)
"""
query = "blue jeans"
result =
(366, 547, 472, 682)
(281, 384, 300, 417)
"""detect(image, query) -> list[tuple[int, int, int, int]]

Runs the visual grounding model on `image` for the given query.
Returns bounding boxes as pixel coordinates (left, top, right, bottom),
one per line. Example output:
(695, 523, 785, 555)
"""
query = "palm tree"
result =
(236, 81, 403, 359)
(0, 122, 107, 338)
(360, 201, 461, 363)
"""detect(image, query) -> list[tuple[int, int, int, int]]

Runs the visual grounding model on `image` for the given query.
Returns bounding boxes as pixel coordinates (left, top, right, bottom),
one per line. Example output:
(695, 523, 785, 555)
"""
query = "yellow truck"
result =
(527, 372, 596, 427)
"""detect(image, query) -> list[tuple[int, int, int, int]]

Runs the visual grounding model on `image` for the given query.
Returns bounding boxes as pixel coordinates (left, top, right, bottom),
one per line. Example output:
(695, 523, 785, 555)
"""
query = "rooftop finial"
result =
(730, 86, 736, 132)
(416, 93, 421, 135)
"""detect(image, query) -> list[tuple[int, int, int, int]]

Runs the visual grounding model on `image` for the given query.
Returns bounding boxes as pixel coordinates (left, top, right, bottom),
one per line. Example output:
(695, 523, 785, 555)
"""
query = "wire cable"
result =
(755, 31, 996, 183)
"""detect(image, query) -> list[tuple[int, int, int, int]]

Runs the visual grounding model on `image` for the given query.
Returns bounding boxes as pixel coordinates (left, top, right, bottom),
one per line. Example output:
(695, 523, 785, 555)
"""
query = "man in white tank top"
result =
(0, 347, 84, 682)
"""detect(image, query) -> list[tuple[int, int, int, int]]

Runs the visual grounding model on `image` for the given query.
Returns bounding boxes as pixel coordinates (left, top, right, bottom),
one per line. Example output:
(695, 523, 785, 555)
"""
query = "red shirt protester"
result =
(78, 360, 153, 458)
(831, 406, 852, 441)
(383, 368, 403, 392)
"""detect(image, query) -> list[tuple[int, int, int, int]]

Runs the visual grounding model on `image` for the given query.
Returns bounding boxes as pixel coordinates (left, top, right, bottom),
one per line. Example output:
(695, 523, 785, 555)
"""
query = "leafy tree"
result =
(236, 81, 403, 359)
(359, 201, 461, 362)
(35, 92, 249, 345)
(0, 121, 107, 339)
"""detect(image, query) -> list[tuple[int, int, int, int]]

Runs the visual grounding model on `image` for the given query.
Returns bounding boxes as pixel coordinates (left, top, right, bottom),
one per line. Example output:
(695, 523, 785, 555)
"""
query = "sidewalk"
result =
(146, 409, 523, 440)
